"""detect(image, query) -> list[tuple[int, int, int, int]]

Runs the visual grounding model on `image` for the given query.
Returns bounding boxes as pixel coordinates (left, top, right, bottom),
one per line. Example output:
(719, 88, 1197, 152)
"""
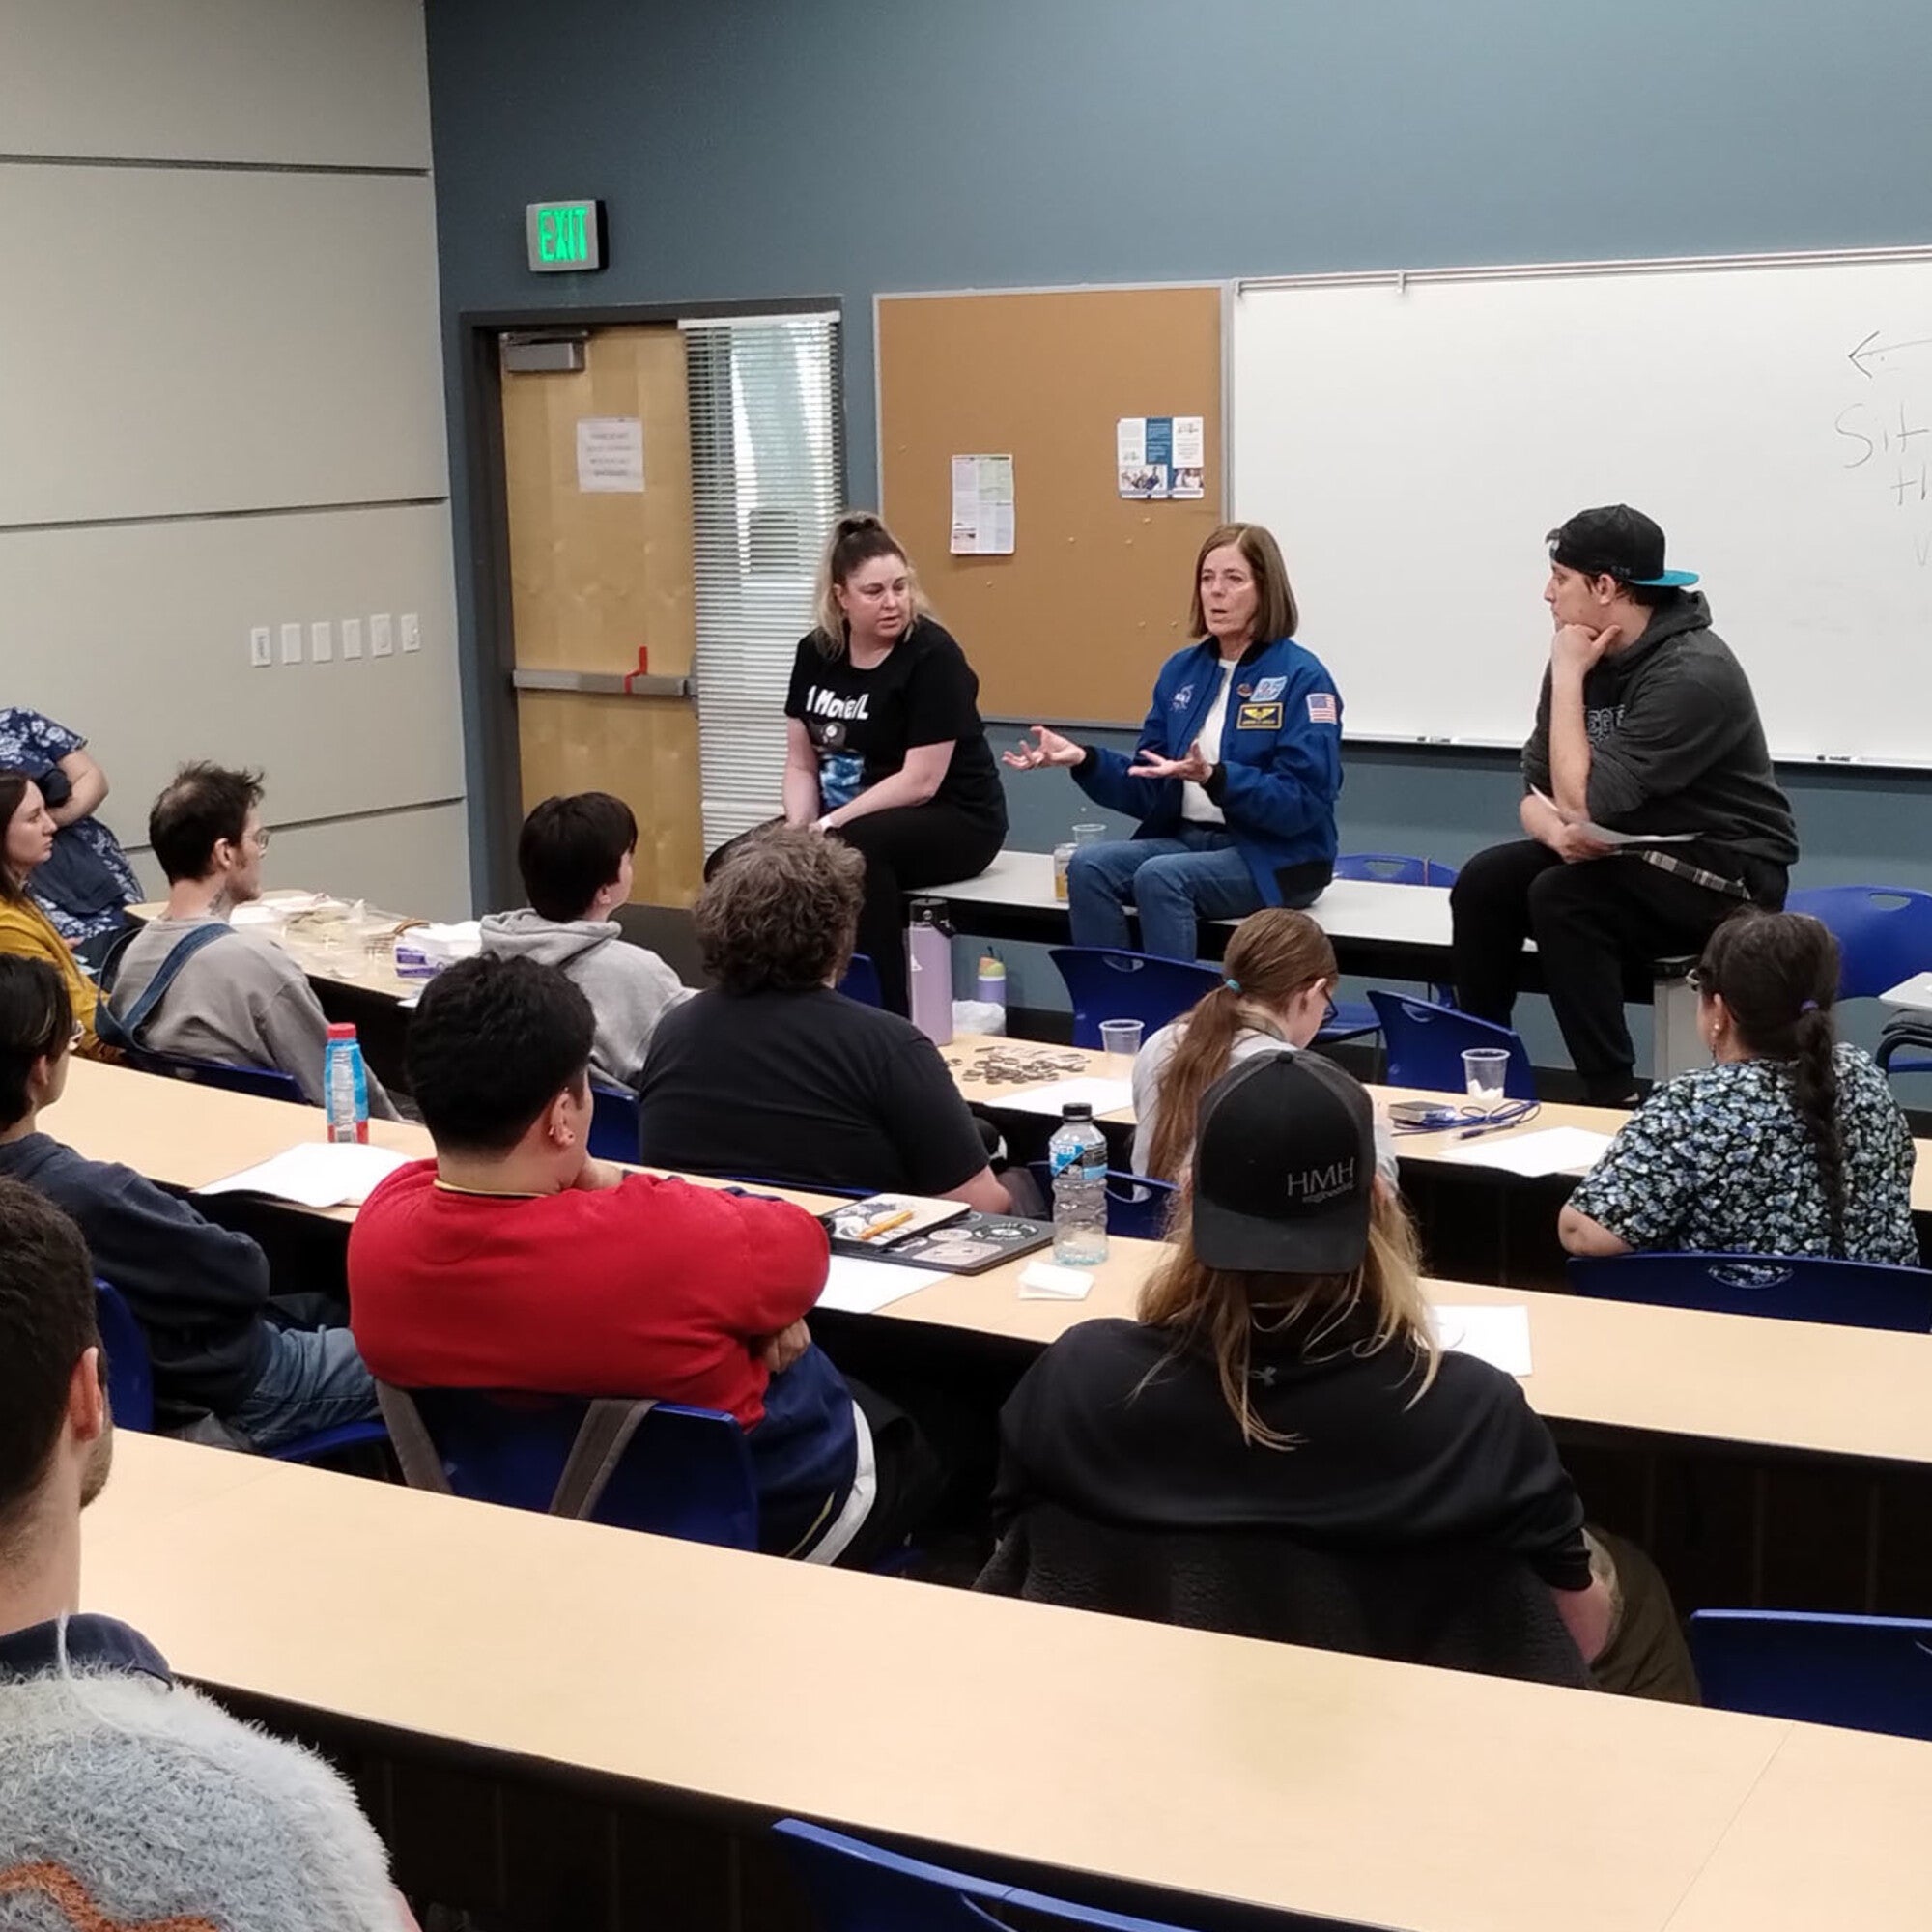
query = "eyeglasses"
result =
(1687, 968, 1711, 995)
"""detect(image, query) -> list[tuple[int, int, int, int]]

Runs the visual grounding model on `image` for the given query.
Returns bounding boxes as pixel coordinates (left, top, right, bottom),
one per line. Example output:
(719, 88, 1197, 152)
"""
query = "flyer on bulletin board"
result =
(950, 453, 1016, 554)
(1117, 415, 1205, 499)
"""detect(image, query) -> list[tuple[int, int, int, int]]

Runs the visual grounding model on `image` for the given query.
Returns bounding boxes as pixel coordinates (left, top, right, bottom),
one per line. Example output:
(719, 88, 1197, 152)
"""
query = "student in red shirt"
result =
(349, 952, 940, 1567)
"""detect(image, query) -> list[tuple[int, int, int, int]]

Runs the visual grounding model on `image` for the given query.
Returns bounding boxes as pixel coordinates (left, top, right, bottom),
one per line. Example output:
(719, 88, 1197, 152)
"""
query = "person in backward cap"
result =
(985, 1051, 1696, 1697)
(1450, 507, 1798, 1106)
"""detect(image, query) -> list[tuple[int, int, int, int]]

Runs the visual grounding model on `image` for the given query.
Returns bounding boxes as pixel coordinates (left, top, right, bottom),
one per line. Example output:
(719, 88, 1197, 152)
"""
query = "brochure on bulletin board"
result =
(1117, 414, 1205, 499)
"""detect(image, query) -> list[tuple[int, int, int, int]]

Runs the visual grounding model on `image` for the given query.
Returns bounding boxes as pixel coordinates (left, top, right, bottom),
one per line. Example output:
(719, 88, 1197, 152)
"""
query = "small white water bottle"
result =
(1048, 1101, 1109, 1266)
(324, 1022, 369, 1145)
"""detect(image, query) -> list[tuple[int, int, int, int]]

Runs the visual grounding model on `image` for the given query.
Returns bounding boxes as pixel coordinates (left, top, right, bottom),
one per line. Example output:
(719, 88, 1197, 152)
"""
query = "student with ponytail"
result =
(1131, 906, 1396, 1184)
(1560, 909, 1917, 1263)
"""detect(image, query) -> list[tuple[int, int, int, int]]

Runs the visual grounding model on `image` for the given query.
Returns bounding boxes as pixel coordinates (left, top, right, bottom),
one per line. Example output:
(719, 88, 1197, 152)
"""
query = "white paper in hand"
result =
(196, 1141, 412, 1208)
(1433, 1304, 1534, 1377)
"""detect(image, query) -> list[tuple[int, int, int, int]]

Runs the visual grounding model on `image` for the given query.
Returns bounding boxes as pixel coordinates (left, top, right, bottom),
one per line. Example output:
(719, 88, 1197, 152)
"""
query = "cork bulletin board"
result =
(877, 284, 1225, 725)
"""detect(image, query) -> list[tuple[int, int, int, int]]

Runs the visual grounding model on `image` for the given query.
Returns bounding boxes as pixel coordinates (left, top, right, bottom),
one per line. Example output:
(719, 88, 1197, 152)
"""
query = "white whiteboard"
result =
(1232, 253, 1932, 764)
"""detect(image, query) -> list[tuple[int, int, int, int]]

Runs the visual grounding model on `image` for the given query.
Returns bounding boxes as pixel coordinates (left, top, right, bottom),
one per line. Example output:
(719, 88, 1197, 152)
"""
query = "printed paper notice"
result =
(1117, 415, 1205, 499)
(576, 416, 644, 493)
(950, 453, 1015, 554)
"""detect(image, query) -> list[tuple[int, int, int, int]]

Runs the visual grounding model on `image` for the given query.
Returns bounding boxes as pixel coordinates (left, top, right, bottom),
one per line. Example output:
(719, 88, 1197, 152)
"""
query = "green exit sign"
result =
(526, 199, 605, 273)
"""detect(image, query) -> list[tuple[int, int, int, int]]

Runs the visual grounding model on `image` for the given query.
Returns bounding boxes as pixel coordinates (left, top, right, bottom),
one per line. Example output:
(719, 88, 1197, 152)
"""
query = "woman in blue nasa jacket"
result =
(1006, 524, 1342, 963)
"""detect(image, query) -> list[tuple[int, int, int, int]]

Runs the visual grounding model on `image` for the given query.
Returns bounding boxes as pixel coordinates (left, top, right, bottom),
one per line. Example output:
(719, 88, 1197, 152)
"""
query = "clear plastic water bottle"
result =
(323, 1022, 369, 1145)
(1049, 1101, 1109, 1265)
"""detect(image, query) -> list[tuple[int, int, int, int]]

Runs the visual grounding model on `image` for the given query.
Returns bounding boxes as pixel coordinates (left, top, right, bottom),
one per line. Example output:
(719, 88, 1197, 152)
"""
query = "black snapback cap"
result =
(1191, 1050, 1376, 1276)
(1547, 504, 1698, 588)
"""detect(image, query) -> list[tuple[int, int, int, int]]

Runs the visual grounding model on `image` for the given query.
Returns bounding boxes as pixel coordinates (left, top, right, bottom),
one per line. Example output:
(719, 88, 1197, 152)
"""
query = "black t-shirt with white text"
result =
(784, 619, 1006, 828)
(636, 985, 991, 1197)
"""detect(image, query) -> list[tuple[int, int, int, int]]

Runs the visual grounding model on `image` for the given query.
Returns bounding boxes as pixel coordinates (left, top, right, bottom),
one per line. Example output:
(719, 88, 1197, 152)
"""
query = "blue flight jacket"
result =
(1071, 636, 1343, 905)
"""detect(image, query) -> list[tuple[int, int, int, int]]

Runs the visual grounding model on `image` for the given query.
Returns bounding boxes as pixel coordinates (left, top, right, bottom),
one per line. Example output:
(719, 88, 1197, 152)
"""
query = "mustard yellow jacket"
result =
(0, 893, 113, 1058)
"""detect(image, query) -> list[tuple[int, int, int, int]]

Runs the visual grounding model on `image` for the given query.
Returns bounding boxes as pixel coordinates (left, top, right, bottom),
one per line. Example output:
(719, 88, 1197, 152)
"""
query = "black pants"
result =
(837, 804, 1005, 1017)
(835, 1377, 954, 1571)
(1449, 840, 1768, 1104)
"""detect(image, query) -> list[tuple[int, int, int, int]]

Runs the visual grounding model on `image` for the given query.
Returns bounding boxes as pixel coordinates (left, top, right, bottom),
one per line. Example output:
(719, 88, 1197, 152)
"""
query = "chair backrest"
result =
(1365, 991, 1535, 1101)
(838, 952, 883, 1008)
(1689, 1609, 1932, 1739)
(774, 1819, 1207, 1932)
(587, 1083, 639, 1162)
(386, 1386, 758, 1549)
(1784, 884, 1932, 1001)
(1048, 947, 1222, 1049)
(95, 1281, 156, 1432)
(1332, 852, 1460, 887)
(1027, 1166, 1178, 1240)
(128, 1047, 306, 1106)
(1566, 1252, 1932, 1332)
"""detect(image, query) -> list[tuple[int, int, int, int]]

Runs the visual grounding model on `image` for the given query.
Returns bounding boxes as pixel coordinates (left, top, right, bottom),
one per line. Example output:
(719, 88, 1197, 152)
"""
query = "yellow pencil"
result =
(858, 1208, 915, 1242)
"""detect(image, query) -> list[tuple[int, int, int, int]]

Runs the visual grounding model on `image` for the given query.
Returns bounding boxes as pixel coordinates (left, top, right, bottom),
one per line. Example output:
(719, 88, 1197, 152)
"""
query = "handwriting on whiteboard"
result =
(1836, 330, 1932, 563)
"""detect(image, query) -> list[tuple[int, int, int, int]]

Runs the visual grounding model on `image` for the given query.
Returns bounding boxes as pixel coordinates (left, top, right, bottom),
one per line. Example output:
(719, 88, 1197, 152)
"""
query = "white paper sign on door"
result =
(576, 416, 645, 493)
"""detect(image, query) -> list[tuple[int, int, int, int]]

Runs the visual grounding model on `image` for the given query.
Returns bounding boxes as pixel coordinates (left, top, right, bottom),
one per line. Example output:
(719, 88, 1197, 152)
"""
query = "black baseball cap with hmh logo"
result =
(1546, 504, 1699, 588)
(1191, 1050, 1375, 1276)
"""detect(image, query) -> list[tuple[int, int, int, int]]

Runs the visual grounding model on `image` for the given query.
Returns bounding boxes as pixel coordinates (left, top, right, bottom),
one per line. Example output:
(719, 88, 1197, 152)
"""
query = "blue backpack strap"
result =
(95, 922, 235, 1052)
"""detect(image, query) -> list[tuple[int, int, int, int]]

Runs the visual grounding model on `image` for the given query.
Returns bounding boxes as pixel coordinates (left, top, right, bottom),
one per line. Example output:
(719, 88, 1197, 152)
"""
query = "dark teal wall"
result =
(426, 0, 1932, 1045)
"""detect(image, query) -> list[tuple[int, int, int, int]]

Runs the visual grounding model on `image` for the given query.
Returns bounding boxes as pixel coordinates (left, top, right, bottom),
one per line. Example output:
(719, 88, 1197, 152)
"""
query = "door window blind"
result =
(683, 311, 843, 852)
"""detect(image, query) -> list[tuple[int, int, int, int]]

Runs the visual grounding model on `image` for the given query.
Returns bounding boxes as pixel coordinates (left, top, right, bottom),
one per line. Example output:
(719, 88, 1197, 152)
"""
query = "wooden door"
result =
(499, 326, 702, 906)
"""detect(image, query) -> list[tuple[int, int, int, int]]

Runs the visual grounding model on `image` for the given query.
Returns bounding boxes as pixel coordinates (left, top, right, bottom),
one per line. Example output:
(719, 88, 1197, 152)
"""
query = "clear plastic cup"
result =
(1099, 1018, 1145, 1060)
(1463, 1046, 1510, 1101)
(1052, 842, 1076, 902)
(1072, 821, 1107, 846)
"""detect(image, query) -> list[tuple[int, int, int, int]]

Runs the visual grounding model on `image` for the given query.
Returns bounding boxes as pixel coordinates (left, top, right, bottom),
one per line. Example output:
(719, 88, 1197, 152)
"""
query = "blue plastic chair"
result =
(1028, 1165, 1178, 1240)
(1785, 884, 1932, 1002)
(1689, 1610, 1932, 1740)
(838, 952, 883, 1007)
(1566, 1252, 1932, 1332)
(96, 1280, 387, 1462)
(1333, 852, 1460, 887)
(774, 1818, 1210, 1932)
(1366, 991, 1536, 1101)
(389, 1386, 759, 1550)
(1048, 947, 1221, 1049)
(128, 1047, 306, 1106)
(587, 1083, 639, 1162)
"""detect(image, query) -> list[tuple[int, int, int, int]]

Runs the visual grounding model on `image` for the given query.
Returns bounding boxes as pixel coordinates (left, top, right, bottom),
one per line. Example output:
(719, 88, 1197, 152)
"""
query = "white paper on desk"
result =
(1017, 1260, 1093, 1301)
(815, 1255, 937, 1316)
(1529, 789, 1696, 846)
(1432, 1305, 1533, 1377)
(196, 1142, 413, 1208)
(996, 1076, 1134, 1119)
(1438, 1126, 1613, 1178)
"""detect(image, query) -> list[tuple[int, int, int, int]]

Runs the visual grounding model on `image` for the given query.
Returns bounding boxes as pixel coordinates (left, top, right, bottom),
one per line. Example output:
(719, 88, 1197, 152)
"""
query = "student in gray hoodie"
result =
(479, 791, 692, 1094)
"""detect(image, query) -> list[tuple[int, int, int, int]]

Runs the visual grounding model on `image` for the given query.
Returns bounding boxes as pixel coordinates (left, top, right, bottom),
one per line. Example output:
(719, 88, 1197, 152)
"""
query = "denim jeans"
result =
(227, 1324, 380, 1454)
(1065, 827, 1264, 962)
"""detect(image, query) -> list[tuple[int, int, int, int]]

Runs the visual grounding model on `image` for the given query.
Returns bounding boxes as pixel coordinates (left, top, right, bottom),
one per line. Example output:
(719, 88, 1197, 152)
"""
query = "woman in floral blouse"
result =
(0, 708, 140, 962)
(1560, 908, 1918, 1264)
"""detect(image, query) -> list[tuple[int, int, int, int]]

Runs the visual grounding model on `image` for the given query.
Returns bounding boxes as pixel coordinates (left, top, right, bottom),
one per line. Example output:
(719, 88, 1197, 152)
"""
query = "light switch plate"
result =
(340, 617, 363, 660)
(310, 620, 333, 663)
(279, 622, 302, 665)
(370, 613, 393, 659)
(400, 612, 421, 653)
(249, 626, 272, 668)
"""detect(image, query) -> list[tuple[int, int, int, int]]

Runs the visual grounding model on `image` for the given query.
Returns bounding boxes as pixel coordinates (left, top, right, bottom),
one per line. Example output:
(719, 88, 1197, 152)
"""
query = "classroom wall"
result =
(423, 0, 1932, 974)
(4, 0, 469, 918)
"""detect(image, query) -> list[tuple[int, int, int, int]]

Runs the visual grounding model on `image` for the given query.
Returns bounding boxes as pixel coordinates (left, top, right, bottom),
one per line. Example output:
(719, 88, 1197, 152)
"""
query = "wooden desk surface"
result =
(81, 1430, 1878, 1932)
(128, 893, 424, 1002)
(952, 1034, 1932, 1215)
(44, 1057, 1932, 1469)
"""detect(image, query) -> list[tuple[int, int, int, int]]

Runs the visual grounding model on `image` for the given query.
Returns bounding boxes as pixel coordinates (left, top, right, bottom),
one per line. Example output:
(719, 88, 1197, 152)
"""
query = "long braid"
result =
(1787, 1006, 1846, 1255)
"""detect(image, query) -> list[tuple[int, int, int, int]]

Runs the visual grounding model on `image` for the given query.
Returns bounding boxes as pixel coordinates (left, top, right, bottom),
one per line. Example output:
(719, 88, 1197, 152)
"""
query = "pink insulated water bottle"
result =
(906, 897, 954, 1046)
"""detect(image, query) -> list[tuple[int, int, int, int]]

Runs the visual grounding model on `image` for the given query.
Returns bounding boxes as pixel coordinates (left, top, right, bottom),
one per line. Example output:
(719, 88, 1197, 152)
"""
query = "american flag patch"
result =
(1306, 692, 1338, 724)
